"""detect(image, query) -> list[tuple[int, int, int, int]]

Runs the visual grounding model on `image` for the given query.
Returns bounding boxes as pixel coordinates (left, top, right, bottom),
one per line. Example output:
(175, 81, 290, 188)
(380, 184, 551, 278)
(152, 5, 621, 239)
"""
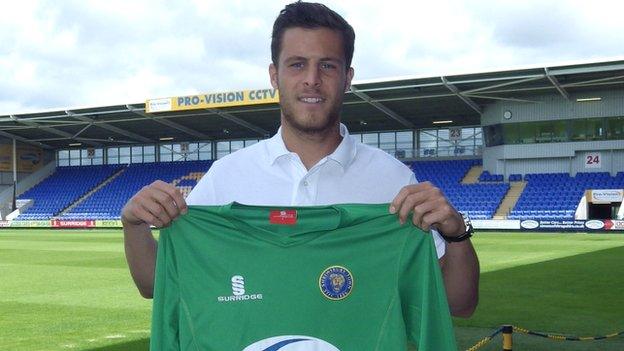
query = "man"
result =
(122, 1, 478, 318)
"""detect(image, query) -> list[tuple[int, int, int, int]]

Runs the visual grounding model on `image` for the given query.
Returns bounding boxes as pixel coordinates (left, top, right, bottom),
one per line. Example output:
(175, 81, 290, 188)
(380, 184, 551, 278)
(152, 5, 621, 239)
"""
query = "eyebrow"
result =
(283, 56, 344, 64)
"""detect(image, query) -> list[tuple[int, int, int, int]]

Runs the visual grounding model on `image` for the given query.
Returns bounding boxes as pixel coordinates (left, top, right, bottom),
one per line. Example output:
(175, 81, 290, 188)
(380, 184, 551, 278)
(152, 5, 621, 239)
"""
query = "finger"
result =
(397, 193, 420, 224)
(398, 187, 437, 224)
(132, 204, 165, 228)
(140, 196, 172, 227)
(390, 186, 413, 214)
(390, 182, 435, 213)
(151, 180, 187, 213)
(411, 197, 441, 230)
(121, 202, 141, 225)
(152, 180, 188, 214)
(415, 200, 448, 231)
(150, 188, 182, 220)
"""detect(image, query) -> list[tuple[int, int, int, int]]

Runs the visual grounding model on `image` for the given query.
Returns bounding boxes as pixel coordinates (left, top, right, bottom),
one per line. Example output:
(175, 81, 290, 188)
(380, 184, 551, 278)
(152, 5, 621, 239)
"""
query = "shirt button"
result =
(303, 180, 309, 186)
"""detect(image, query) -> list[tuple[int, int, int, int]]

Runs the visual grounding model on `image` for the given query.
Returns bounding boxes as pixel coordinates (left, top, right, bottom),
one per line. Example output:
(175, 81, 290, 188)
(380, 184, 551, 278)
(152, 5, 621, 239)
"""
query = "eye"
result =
(290, 62, 304, 69)
(320, 62, 337, 70)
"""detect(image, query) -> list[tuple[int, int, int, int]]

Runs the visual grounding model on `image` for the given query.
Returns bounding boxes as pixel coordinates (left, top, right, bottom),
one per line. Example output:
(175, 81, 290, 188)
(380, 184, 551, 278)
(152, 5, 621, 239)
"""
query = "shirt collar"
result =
(265, 123, 357, 169)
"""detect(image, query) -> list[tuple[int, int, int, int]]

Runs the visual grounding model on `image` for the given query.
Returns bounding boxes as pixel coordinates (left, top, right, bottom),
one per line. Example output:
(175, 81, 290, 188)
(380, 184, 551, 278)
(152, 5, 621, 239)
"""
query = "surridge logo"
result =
(232, 275, 245, 295)
(217, 275, 263, 302)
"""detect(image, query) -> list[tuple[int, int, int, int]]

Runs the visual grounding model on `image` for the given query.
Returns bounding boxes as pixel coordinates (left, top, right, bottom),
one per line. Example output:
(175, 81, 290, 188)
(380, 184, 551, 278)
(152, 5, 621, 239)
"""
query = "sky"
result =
(1, 0, 623, 114)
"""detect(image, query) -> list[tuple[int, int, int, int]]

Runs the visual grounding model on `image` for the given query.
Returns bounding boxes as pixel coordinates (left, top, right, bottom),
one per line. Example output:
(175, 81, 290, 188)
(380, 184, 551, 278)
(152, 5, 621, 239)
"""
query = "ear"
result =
(269, 63, 278, 89)
(344, 67, 354, 92)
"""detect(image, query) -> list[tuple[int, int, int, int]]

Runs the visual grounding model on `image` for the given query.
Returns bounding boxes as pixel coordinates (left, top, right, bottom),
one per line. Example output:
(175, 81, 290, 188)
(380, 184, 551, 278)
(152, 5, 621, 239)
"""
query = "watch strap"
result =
(440, 213, 474, 243)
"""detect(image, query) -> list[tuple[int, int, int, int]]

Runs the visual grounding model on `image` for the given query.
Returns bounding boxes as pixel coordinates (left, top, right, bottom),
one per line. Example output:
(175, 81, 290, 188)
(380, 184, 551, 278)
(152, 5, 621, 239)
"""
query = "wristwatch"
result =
(440, 213, 474, 243)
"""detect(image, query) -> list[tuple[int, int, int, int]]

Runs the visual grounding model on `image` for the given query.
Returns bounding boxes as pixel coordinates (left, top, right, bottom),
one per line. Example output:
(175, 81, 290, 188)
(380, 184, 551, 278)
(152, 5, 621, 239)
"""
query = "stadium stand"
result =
(478, 170, 504, 182)
(16, 165, 125, 220)
(58, 160, 212, 220)
(410, 159, 509, 220)
(508, 172, 624, 220)
(12, 159, 623, 222)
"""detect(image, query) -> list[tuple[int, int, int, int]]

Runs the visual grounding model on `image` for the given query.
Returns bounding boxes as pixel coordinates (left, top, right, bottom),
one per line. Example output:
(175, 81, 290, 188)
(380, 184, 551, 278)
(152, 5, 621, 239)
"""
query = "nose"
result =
(303, 65, 321, 87)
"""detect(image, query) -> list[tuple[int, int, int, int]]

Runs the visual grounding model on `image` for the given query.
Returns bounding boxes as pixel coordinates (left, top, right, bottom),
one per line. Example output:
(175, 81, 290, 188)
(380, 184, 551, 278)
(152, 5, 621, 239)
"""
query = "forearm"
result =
(441, 239, 479, 318)
(123, 222, 158, 299)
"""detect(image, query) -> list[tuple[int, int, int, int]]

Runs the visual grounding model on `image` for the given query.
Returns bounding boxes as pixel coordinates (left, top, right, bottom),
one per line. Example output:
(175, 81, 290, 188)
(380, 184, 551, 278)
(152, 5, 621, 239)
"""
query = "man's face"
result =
(269, 27, 354, 135)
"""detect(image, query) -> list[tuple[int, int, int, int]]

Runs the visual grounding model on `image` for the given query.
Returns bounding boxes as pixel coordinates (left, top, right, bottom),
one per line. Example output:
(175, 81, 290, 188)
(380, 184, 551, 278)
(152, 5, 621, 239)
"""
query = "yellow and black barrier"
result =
(466, 325, 624, 350)
(465, 326, 504, 351)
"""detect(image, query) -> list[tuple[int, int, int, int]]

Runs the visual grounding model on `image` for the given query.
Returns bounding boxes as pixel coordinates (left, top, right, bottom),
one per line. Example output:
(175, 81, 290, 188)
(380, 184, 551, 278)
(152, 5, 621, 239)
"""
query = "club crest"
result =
(319, 266, 353, 301)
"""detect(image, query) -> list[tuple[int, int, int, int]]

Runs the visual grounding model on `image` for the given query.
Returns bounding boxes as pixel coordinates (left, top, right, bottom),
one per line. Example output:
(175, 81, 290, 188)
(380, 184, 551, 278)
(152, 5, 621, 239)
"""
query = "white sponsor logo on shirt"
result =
(217, 275, 263, 302)
(243, 335, 340, 351)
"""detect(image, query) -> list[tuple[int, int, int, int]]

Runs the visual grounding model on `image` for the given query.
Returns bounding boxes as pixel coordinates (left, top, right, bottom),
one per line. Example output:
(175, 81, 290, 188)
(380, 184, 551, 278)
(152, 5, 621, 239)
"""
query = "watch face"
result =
(462, 213, 473, 233)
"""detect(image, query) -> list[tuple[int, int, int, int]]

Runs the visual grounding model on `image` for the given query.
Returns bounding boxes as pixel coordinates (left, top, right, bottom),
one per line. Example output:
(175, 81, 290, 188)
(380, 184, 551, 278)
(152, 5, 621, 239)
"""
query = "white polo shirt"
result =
(186, 124, 445, 257)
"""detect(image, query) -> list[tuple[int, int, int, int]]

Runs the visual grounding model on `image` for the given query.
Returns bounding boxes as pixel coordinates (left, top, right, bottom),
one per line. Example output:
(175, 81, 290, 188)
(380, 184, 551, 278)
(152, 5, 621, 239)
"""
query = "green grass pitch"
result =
(1, 229, 623, 350)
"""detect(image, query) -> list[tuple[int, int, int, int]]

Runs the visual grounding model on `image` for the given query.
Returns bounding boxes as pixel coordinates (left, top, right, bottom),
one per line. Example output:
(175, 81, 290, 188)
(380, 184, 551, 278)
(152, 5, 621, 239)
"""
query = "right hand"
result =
(121, 180, 188, 228)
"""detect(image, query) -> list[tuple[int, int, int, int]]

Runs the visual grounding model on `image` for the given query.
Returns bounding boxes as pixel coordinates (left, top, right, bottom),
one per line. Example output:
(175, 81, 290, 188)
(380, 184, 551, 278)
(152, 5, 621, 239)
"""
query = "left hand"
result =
(390, 182, 464, 238)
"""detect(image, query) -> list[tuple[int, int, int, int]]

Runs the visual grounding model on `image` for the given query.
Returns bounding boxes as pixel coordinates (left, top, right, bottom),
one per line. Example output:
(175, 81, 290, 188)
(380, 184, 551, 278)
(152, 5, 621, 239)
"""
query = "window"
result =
(362, 133, 378, 147)
(58, 150, 69, 166)
(216, 141, 230, 159)
(419, 130, 437, 157)
(494, 117, 621, 145)
(69, 150, 80, 166)
(586, 118, 604, 141)
(131, 146, 143, 163)
(396, 131, 413, 158)
(107, 147, 119, 164)
(607, 117, 624, 140)
(143, 145, 155, 163)
(160, 144, 173, 162)
(119, 147, 130, 164)
(231, 141, 244, 154)
(185, 143, 199, 161)
(379, 133, 395, 154)
(198, 142, 212, 160)
(437, 129, 451, 156)
(215, 139, 260, 159)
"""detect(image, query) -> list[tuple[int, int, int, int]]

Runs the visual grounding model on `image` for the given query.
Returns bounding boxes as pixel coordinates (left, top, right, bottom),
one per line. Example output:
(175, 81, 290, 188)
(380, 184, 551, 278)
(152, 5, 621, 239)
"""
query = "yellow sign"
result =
(95, 220, 123, 228)
(10, 220, 51, 227)
(146, 88, 279, 113)
(0, 145, 43, 172)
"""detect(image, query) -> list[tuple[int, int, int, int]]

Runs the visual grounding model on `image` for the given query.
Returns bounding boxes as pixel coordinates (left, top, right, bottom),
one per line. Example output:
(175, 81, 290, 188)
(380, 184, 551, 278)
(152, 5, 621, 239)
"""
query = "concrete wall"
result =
(482, 89, 624, 126)
(483, 141, 624, 177)
(481, 87, 624, 177)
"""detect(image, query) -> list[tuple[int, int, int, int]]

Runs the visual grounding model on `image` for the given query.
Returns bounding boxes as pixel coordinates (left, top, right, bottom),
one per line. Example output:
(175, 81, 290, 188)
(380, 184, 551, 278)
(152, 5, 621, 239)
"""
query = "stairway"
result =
(461, 166, 483, 184)
(57, 167, 127, 217)
(493, 181, 527, 219)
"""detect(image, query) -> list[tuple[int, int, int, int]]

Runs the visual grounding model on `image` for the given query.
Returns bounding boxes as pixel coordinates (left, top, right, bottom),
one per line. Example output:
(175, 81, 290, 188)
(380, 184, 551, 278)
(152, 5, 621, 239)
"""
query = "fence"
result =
(466, 325, 624, 350)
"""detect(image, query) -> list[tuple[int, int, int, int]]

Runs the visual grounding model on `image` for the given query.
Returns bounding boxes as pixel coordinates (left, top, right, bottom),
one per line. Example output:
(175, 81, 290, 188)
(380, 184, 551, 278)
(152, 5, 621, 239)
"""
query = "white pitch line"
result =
(104, 334, 126, 339)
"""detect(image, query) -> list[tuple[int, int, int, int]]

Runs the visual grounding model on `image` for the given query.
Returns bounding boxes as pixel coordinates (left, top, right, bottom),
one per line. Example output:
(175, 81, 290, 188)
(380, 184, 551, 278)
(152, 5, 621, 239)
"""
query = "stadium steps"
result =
(493, 181, 527, 219)
(57, 167, 127, 217)
(171, 171, 206, 198)
(461, 166, 482, 184)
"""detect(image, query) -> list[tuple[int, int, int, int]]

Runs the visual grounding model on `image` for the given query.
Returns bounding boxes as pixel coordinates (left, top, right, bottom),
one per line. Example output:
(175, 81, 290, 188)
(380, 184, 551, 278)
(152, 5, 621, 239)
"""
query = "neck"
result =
(280, 121, 342, 170)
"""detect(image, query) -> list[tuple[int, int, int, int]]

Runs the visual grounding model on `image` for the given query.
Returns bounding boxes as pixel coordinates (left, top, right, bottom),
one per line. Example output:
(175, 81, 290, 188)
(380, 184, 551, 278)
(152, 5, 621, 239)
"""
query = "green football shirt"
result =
(151, 203, 457, 351)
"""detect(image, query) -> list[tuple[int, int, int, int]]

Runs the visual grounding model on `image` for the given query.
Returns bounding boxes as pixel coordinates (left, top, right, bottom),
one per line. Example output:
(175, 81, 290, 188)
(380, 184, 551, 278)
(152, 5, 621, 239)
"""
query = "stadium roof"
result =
(1, 59, 623, 150)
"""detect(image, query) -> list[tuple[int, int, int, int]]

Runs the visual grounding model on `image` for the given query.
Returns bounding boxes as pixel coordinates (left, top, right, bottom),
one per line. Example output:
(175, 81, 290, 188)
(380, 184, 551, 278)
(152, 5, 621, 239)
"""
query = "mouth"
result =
(298, 96, 325, 104)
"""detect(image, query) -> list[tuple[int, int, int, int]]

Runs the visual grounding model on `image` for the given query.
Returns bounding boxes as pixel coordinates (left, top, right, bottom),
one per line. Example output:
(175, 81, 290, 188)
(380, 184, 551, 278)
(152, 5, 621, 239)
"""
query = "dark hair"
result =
(271, 1, 355, 68)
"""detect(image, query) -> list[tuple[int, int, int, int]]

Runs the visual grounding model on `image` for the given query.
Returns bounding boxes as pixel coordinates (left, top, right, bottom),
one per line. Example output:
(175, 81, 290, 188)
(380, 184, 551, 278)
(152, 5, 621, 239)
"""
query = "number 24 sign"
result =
(585, 152, 601, 168)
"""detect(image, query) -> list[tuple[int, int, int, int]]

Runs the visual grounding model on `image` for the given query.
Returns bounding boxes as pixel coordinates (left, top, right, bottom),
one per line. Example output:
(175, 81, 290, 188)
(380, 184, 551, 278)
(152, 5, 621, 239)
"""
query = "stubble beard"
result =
(280, 91, 344, 137)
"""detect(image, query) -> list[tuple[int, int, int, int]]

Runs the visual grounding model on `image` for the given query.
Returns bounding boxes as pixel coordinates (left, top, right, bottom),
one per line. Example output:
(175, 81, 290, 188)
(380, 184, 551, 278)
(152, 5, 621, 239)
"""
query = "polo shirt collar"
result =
(266, 123, 356, 169)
